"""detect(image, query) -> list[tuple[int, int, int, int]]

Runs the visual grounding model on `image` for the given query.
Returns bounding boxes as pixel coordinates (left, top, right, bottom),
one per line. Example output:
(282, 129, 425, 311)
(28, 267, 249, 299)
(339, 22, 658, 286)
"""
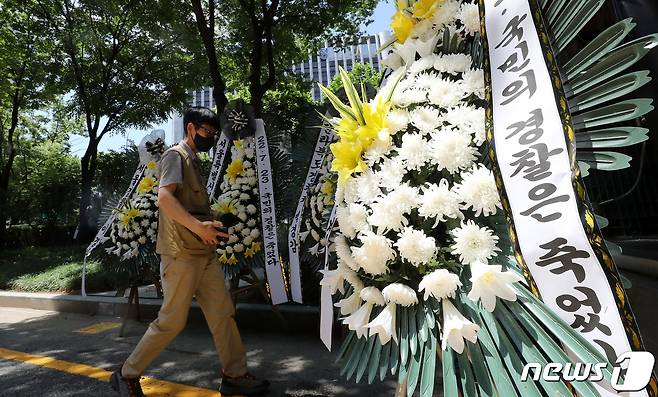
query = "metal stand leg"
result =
(119, 286, 141, 337)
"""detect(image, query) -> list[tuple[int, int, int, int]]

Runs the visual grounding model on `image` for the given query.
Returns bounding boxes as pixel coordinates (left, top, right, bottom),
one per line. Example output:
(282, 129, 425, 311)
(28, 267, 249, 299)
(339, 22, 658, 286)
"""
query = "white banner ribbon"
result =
(254, 119, 288, 305)
(482, 1, 646, 395)
(206, 134, 230, 198)
(288, 121, 335, 303)
(320, 205, 338, 350)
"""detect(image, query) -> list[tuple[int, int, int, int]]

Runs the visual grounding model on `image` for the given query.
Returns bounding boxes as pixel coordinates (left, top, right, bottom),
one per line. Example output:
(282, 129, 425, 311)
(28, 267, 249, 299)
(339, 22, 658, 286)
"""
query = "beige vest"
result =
(156, 145, 215, 257)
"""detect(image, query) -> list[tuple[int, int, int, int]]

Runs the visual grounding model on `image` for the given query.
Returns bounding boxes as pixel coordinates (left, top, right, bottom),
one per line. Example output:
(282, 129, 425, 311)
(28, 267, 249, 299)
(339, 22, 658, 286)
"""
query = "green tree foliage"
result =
(189, 0, 379, 115)
(35, 0, 208, 240)
(327, 62, 383, 93)
(0, 0, 60, 243)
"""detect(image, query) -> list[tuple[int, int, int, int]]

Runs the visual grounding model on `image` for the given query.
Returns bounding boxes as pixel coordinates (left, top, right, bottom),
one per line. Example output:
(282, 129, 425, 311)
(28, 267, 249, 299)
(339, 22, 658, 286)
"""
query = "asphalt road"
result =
(0, 307, 401, 397)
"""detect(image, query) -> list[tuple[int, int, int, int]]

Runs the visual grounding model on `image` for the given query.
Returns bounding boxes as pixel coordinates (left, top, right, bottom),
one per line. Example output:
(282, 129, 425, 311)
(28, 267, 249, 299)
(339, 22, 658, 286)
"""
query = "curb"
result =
(0, 291, 321, 335)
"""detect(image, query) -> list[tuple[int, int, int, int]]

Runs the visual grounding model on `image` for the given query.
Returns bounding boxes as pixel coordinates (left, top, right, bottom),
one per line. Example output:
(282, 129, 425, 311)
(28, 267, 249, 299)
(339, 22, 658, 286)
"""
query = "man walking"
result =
(110, 107, 269, 396)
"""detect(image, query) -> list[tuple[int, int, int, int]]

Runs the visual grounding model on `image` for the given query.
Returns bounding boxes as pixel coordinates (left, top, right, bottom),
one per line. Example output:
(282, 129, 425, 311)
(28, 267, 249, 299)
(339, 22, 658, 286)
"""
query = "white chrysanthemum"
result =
(336, 204, 356, 239)
(354, 170, 382, 204)
(376, 157, 406, 190)
(454, 165, 502, 217)
(335, 235, 360, 271)
(360, 286, 386, 306)
(441, 299, 480, 353)
(392, 87, 427, 108)
(382, 283, 418, 307)
(398, 133, 429, 170)
(428, 78, 464, 108)
(369, 195, 408, 233)
(444, 104, 485, 145)
(410, 106, 442, 133)
(343, 267, 365, 291)
(408, 56, 435, 75)
(428, 129, 477, 173)
(419, 269, 462, 301)
(387, 108, 411, 134)
(468, 261, 524, 312)
(461, 69, 485, 100)
(434, 54, 472, 74)
(348, 203, 369, 233)
(432, 0, 461, 28)
(352, 231, 396, 275)
(418, 180, 463, 225)
(457, 2, 480, 36)
(451, 220, 500, 264)
(363, 134, 393, 165)
(395, 227, 436, 266)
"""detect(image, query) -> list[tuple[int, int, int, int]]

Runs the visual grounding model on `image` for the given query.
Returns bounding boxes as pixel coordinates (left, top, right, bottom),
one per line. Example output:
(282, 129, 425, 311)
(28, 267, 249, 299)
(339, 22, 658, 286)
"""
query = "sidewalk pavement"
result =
(0, 306, 401, 396)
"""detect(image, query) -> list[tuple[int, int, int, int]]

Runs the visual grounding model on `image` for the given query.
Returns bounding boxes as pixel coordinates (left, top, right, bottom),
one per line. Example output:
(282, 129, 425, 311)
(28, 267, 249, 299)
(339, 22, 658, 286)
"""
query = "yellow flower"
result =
(146, 160, 157, 170)
(233, 139, 244, 150)
(212, 198, 239, 215)
(137, 176, 157, 194)
(226, 158, 245, 180)
(219, 252, 228, 263)
(331, 140, 368, 186)
(360, 98, 390, 144)
(120, 207, 141, 226)
(336, 117, 360, 142)
(251, 242, 262, 253)
(391, 5, 416, 43)
(320, 179, 334, 196)
(227, 253, 238, 265)
(245, 247, 255, 258)
(412, 0, 440, 19)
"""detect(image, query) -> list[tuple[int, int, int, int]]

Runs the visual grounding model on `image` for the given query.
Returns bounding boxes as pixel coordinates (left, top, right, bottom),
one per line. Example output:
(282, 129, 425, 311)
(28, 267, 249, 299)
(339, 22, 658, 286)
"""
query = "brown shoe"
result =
(219, 372, 269, 396)
(109, 366, 145, 397)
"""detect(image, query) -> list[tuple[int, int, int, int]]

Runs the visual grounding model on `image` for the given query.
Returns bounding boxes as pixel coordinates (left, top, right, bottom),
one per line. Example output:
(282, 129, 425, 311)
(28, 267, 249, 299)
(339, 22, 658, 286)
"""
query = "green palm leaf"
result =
(576, 127, 650, 149)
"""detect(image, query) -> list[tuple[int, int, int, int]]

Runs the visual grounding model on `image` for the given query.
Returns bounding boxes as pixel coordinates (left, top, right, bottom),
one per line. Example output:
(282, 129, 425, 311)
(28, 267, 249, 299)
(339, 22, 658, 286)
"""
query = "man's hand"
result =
(195, 221, 230, 245)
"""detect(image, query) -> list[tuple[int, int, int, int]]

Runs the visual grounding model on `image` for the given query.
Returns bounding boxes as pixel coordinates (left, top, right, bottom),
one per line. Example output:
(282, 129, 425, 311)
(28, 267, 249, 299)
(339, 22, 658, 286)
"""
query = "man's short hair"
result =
(182, 106, 220, 136)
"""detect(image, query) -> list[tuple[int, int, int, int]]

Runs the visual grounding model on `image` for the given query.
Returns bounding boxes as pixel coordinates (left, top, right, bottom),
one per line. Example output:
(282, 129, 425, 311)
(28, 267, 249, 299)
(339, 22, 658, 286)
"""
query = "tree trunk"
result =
(76, 140, 98, 242)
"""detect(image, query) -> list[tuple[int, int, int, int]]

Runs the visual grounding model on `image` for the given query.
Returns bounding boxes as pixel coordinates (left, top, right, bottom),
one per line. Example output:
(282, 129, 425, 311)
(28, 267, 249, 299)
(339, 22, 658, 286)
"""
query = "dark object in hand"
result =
(218, 213, 241, 228)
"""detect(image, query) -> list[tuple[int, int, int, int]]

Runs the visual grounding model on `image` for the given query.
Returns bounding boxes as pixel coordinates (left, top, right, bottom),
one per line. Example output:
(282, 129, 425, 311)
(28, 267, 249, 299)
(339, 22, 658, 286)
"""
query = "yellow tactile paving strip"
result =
(0, 347, 221, 396)
(75, 322, 122, 334)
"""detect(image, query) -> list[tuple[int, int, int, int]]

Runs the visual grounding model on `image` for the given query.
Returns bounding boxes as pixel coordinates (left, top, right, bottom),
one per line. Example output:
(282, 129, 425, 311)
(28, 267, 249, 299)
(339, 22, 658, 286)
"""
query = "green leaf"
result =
(390, 338, 400, 376)
(564, 19, 635, 78)
(442, 344, 460, 397)
(576, 126, 650, 149)
(318, 84, 357, 122)
(419, 330, 437, 397)
(572, 99, 654, 129)
(503, 301, 601, 397)
(576, 151, 632, 171)
(494, 302, 579, 397)
(408, 305, 418, 356)
(399, 306, 409, 372)
(456, 346, 478, 397)
(461, 300, 517, 397)
(343, 335, 368, 379)
(544, 0, 568, 28)
(417, 301, 428, 343)
(367, 339, 383, 384)
(379, 340, 391, 381)
(570, 71, 651, 111)
(406, 342, 423, 396)
(355, 335, 377, 382)
(578, 161, 591, 178)
(336, 330, 356, 362)
(553, 0, 605, 52)
(478, 307, 545, 396)
(514, 286, 613, 380)
(424, 301, 436, 330)
(339, 67, 365, 125)
(595, 214, 609, 229)
(570, 35, 658, 94)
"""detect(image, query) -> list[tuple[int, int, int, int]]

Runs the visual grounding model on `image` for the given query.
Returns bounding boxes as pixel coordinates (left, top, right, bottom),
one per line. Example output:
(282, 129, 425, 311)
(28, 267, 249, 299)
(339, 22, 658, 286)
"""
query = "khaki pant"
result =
(122, 254, 247, 378)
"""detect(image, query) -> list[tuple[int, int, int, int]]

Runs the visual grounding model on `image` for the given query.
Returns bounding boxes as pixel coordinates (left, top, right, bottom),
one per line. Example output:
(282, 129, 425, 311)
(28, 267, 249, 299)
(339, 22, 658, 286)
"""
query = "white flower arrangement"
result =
(320, 0, 523, 363)
(108, 160, 160, 260)
(299, 153, 337, 256)
(212, 138, 263, 272)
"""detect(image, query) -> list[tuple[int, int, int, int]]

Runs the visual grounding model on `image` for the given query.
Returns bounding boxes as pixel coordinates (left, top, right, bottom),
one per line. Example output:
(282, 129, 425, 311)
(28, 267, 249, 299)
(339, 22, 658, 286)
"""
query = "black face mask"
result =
(193, 130, 215, 152)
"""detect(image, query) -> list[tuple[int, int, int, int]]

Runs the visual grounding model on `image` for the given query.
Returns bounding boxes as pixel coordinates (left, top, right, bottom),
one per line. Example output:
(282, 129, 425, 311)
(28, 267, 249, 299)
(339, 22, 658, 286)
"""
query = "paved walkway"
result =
(0, 307, 399, 396)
